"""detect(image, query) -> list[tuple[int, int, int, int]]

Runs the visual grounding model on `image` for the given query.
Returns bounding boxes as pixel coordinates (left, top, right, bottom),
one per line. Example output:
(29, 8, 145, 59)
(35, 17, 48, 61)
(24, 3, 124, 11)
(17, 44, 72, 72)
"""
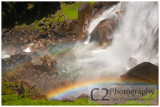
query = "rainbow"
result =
(46, 78, 154, 100)
(2, 42, 79, 73)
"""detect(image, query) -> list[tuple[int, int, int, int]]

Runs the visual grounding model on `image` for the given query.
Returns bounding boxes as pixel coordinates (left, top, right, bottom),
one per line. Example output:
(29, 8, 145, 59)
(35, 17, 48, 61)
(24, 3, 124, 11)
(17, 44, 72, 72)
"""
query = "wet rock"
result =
(42, 55, 57, 73)
(31, 43, 39, 51)
(2, 54, 32, 72)
(59, 80, 72, 86)
(77, 2, 93, 40)
(50, 74, 57, 79)
(39, 43, 45, 48)
(90, 19, 115, 47)
(93, 2, 118, 9)
(12, 54, 32, 62)
(31, 58, 43, 65)
(120, 62, 158, 84)
(92, 8, 104, 19)
(31, 55, 58, 74)
(116, 10, 122, 17)
(76, 94, 89, 99)
(91, 3, 106, 20)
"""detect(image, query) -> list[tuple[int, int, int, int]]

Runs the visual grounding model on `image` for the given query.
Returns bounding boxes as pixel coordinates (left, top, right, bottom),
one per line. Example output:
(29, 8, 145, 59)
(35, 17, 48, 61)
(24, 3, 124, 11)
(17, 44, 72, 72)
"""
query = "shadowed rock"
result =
(77, 2, 93, 40)
(90, 19, 115, 47)
(121, 62, 158, 84)
(76, 94, 89, 99)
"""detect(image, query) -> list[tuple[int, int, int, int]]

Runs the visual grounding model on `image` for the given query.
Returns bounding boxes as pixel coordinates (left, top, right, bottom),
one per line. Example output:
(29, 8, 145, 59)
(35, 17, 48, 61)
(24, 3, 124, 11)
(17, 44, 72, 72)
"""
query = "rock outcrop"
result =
(77, 2, 118, 42)
(3, 54, 62, 92)
(77, 2, 93, 40)
(90, 19, 115, 47)
(42, 55, 57, 74)
(76, 94, 89, 99)
(121, 62, 158, 84)
(2, 54, 32, 72)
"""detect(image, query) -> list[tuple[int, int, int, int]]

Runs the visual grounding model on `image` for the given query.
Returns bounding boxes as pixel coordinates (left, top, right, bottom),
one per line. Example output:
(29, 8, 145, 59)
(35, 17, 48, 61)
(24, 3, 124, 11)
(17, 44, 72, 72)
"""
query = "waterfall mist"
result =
(57, 2, 158, 82)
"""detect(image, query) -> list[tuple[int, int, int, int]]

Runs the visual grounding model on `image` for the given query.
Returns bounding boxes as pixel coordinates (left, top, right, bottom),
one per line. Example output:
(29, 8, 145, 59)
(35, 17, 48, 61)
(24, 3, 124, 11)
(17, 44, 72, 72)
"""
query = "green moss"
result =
(60, 2, 81, 20)
(88, 1, 96, 6)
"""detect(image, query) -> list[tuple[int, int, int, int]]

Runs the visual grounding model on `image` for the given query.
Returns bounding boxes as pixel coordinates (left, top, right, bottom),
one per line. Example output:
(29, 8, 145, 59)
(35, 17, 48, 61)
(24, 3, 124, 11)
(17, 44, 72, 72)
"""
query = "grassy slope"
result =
(2, 81, 100, 105)
(2, 95, 100, 105)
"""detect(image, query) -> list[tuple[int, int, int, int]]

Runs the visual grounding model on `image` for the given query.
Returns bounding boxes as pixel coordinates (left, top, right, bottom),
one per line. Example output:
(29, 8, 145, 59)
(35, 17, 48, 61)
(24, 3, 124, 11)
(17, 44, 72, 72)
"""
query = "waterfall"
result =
(57, 2, 158, 81)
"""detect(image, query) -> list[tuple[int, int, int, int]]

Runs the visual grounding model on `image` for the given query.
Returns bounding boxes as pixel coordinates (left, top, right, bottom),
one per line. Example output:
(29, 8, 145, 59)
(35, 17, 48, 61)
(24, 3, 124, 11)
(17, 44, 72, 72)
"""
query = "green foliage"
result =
(88, 1, 96, 6)
(140, 90, 158, 105)
(2, 82, 15, 95)
(9, 2, 95, 33)
(2, 82, 100, 105)
(2, 81, 42, 99)
(2, 2, 61, 28)
(2, 94, 22, 103)
(125, 100, 141, 105)
(60, 2, 81, 20)
(2, 95, 100, 105)
(116, 89, 158, 105)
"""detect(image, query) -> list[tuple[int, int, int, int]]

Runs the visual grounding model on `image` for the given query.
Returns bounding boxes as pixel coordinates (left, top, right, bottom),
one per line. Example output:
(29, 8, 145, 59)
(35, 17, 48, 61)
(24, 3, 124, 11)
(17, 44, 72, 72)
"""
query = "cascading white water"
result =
(84, 3, 122, 44)
(57, 2, 158, 81)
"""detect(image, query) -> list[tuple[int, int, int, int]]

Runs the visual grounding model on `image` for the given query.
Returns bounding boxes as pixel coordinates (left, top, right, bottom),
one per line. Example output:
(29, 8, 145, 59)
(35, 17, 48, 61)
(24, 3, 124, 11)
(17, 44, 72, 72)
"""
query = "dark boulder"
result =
(120, 62, 158, 84)
(42, 55, 58, 74)
(90, 19, 115, 47)
(77, 2, 118, 41)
